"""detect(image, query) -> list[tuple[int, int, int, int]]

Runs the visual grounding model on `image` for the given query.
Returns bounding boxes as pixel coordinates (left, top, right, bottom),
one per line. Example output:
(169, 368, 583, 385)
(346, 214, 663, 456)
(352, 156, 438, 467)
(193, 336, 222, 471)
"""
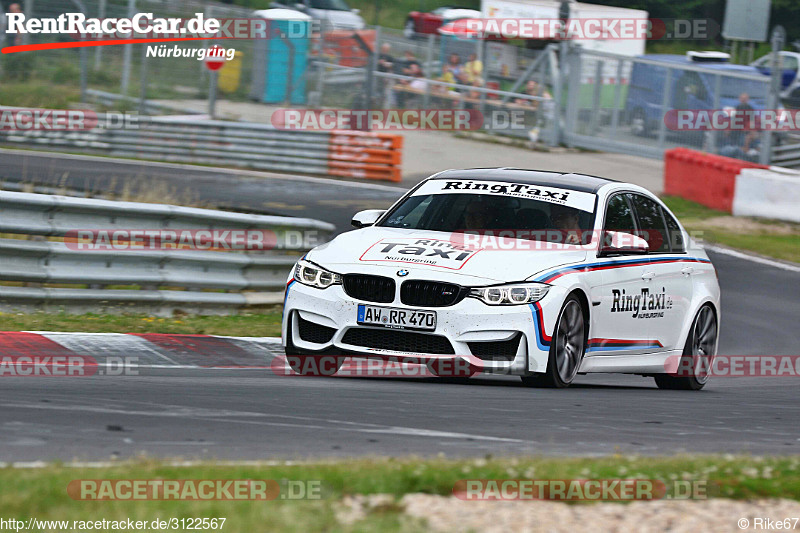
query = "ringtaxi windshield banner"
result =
(411, 179, 597, 213)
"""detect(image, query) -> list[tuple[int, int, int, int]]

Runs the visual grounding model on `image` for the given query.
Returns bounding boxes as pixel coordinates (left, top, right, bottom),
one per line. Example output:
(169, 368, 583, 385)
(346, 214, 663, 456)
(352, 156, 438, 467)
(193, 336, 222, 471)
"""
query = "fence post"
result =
(590, 60, 603, 134)
(761, 26, 784, 165)
(609, 59, 624, 136)
(708, 74, 721, 154)
(94, 0, 106, 70)
(120, 0, 136, 95)
(139, 42, 148, 115)
(657, 68, 672, 150)
(423, 33, 435, 109)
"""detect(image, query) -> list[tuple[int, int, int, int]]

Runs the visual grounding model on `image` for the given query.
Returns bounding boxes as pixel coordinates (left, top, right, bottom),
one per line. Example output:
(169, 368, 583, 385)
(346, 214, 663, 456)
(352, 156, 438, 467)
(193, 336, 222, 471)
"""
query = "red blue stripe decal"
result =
(529, 301, 551, 350)
(534, 256, 711, 284)
(586, 338, 663, 352)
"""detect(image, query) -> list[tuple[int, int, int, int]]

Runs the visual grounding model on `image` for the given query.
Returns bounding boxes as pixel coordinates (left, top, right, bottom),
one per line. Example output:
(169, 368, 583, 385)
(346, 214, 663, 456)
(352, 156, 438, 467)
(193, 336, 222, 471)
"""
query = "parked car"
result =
(404, 7, 481, 39)
(625, 52, 769, 137)
(270, 0, 365, 30)
(751, 51, 800, 107)
(283, 168, 720, 390)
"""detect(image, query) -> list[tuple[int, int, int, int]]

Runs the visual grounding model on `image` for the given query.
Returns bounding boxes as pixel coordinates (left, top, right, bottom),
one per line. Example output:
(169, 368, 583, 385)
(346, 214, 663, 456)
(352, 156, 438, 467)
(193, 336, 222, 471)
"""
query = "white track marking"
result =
(705, 244, 800, 273)
(0, 401, 523, 444)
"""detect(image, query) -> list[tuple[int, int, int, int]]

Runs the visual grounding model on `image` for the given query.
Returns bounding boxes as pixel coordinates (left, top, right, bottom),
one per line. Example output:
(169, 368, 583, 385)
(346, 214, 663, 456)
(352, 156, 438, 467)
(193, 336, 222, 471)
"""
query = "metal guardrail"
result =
(86, 89, 205, 116)
(0, 190, 336, 315)
(772, 135, 800, 168)
(0, 112, 404, 183)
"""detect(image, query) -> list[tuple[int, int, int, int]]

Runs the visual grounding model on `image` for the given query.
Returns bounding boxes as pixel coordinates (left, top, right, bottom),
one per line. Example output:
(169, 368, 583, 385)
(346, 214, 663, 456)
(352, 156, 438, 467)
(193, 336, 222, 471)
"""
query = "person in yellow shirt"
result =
(435, 64, 457, 93)
(461, 53, 483, 84)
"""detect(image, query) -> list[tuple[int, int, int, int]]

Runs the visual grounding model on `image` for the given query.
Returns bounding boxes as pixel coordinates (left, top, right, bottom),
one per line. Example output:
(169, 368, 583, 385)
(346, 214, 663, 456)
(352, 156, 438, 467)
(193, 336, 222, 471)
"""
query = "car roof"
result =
(429, 168, 618, 193)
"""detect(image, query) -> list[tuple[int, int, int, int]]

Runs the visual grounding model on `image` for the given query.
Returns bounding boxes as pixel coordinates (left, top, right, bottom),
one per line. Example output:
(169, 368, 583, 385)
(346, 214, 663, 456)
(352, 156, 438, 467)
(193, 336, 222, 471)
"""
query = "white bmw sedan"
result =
(282, 168, 720, 389)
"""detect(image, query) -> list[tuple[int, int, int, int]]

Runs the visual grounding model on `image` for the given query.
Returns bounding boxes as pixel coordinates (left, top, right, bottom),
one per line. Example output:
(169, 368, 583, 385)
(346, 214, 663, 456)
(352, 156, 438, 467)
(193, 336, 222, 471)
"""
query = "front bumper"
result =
(282, 280, 565, 375)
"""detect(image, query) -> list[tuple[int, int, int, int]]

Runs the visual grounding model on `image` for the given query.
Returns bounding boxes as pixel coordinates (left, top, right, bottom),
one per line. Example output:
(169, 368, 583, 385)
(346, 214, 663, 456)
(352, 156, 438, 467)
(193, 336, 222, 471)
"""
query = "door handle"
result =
(681, 266, 694, 276)
(641, 271, 655, 281)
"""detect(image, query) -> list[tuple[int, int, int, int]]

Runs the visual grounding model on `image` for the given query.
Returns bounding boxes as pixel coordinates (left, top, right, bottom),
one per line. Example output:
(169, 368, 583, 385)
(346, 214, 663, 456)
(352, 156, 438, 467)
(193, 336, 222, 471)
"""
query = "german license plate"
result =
(357, 305, 436, 331)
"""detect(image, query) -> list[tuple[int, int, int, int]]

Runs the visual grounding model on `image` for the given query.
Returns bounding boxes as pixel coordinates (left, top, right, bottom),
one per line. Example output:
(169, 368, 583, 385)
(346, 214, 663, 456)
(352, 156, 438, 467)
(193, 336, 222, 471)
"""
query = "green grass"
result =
(0, 81, 81, 110)
(661, 196, 800, 264)
(1, 456, 799, 532)
(661, 195, 727, 221)
(0, 310, 283, 337)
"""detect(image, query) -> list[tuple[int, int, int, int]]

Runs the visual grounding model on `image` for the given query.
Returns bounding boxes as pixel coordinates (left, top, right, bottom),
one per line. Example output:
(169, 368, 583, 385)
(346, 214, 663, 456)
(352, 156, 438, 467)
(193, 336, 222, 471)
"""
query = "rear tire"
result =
(521, 296, 586, 388)
(654, 304, 717, 390)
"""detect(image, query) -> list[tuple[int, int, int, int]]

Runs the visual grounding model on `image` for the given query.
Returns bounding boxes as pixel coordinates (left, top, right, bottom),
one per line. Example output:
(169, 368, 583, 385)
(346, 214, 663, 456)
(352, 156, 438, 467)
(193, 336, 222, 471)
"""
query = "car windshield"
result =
(379, 191, 596, 243)
(309, 0, 351, 11)
(720, 78, 769, 100)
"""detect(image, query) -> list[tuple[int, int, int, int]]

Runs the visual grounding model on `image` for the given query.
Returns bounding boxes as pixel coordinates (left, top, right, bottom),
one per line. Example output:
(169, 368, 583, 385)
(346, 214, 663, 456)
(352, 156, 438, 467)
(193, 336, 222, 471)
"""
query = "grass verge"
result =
(661, 196, 800, 264)
(0, 310, 282, 337)
(0, 456, 798, 532)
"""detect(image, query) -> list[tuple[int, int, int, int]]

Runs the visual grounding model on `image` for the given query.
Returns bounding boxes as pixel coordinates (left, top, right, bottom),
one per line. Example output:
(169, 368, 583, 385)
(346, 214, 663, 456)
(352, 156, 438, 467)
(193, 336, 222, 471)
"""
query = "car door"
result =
(590, 193, 656, 355)
(629, 193, 693, 352)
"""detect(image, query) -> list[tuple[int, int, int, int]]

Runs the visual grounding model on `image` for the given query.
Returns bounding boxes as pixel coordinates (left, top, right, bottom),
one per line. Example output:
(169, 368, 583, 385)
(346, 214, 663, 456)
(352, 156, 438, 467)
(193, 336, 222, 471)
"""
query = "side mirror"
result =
(294, 3, 307, 10)
(351, 209, 385, 228)
(598, 231, 649, 257)
(351, 8, 361, 14)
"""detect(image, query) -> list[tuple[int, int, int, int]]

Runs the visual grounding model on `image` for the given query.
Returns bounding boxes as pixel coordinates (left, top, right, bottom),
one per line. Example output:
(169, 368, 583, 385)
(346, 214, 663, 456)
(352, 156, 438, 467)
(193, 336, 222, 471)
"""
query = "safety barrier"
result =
(664, 148, 768, 212)
(0, 111, 403, 183)
(732, 167, 800, 223)
(0, 190, 336, 315)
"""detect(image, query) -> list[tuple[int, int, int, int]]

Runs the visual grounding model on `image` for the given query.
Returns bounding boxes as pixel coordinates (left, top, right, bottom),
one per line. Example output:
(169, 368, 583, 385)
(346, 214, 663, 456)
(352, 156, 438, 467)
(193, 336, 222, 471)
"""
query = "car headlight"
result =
(293, 260, 342, 289)
(468, 283, 550, 305)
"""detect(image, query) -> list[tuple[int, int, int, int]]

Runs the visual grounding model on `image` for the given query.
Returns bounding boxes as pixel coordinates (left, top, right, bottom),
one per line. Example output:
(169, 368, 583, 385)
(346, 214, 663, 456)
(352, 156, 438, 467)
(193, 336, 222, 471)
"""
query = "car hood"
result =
(305, 227, 587, 285)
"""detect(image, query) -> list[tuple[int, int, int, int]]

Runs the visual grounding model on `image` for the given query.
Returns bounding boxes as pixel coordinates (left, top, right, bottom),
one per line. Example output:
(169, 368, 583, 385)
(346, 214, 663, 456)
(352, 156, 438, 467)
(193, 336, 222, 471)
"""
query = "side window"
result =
(630, 194, 670, 253)
(663, 210, 686, 253)
(603, 194, 636, 234)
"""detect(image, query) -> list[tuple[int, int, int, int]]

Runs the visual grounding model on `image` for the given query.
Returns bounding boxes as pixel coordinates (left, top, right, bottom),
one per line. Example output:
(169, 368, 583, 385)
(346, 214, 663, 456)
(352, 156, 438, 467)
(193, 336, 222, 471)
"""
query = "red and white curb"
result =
(0, 331, 283, 369)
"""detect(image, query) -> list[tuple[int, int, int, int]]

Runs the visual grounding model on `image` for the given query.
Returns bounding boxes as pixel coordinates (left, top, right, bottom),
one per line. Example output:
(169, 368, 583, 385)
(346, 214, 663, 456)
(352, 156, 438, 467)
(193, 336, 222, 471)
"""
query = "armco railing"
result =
(0, 190, 336, 315)
(0, 112, 403, 183)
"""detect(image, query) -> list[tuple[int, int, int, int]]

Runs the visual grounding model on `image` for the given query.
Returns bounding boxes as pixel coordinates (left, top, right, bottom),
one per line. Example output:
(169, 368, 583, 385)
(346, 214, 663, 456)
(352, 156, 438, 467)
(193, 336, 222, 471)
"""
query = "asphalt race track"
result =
(1, 150, 799, 462)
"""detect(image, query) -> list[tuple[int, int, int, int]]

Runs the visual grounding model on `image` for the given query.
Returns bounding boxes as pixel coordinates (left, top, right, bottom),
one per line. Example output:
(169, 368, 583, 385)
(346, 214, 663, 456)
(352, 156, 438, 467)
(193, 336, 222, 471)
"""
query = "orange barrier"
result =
(322, 30, 376, 67)
(664, 148, 767, 212)
(328, 130, 403, 182)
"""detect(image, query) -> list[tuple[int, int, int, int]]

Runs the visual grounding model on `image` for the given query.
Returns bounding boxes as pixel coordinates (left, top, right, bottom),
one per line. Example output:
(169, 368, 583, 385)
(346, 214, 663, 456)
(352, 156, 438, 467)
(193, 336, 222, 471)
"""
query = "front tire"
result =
(654, 304, 717, 390)
(521, 296, 586, 388)
(284, 314, 344, 376)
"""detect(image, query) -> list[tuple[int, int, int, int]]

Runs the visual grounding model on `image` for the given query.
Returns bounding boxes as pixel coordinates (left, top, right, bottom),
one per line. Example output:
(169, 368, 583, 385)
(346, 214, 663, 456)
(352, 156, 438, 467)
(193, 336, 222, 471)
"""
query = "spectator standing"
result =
(377, 43, 396, 107)
(6, 3, 22, 47)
